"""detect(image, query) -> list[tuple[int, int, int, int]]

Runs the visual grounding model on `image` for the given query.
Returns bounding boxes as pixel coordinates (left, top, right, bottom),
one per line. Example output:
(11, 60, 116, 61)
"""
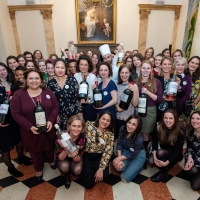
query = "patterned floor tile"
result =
(54, 182, 85, 200)
(0, 182, 29, 200)
(168, 163, 182, 176)
(22, 176, 45, 188)
(47, 175, 65, 188)
(113, 181, 143, 200)
(104, 173, 121, 186)
(25, 182, 57, 200)
(132, 174, 149, 185)
(0, 186, 2, 192)
(166, 177, 200, 200)
(84, 182, 113, 200)
(0, 176, 19, 188)
(42, 163, 61, 181)
(10, 148, 18, 160)
(140, 167, 159, 178)
(140, 179, 172, 200)
(15, 164, 35, 181)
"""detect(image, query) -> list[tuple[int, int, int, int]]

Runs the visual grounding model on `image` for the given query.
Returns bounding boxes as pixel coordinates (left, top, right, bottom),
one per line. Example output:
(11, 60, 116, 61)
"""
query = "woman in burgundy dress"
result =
(11, 68, 59, 181)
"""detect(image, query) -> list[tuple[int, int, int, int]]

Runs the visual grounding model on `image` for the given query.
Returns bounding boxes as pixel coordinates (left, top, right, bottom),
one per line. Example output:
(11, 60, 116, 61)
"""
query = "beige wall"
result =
(1, 0, 199, 60)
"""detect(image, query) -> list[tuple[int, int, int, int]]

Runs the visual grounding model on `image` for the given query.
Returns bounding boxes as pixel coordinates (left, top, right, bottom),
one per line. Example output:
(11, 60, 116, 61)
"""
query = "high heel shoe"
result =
(64, 173, 70, 189)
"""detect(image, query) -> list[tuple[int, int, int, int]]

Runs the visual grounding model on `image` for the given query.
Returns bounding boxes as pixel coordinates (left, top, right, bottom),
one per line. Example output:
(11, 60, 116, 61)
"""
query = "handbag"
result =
(184, 100, 193, 117)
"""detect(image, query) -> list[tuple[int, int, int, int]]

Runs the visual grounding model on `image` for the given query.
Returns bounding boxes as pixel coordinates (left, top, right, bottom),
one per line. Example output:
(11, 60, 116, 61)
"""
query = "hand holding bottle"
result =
(128, 83, 137, 92)
(115, 104, 123, 112)
(175, 76, 181, 89)
(141, 87, 149, 95)
(30, 126, 40, 134)
(46, 121, 52, 132)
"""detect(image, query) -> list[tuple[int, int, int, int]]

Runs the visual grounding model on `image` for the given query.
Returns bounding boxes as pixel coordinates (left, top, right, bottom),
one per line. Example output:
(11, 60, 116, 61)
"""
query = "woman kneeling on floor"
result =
(183, 111, 200, 191)
(113, 114, 146, 182)
(55, 115, 86, 189)
(148, 109, 184, 182)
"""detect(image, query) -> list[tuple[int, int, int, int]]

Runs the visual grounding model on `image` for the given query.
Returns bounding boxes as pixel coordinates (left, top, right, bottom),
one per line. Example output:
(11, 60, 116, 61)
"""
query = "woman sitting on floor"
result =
(113, 114, 146, 182)
(148, 109, 184, 182)
(183, 111, 200, 191)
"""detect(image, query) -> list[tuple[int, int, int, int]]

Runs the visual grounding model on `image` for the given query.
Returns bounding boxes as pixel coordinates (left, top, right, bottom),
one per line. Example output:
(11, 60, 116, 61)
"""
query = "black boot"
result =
(8, 164, 24, 177)
(64, 173, 71, 189)
(151, 170, 168, 182)
(18, 155, 32, 166)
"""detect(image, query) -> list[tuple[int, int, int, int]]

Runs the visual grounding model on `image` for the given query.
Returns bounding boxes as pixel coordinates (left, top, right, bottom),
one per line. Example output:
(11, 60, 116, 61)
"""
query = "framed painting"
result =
(75, 0, 116, 44)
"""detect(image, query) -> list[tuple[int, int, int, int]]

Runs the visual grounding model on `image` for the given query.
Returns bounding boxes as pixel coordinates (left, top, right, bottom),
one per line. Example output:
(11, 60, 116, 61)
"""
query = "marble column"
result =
(138, 9, 150, 55)
(40, 9, 56, 56)
(171, 9, 180, 53)
(9, 10, 21, 55)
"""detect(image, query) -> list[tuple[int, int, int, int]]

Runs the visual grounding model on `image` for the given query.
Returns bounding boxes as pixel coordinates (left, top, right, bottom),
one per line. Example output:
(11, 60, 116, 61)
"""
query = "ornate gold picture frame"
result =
(75, 0, 116, 44)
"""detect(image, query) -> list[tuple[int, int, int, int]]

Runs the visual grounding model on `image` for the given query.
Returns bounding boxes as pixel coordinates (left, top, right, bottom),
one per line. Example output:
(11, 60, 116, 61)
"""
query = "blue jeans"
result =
(120, 149, 146, 182)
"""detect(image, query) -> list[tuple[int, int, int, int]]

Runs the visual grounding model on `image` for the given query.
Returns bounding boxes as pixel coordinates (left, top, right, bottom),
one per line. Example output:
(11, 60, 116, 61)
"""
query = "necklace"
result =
(27, 89, 42, 107)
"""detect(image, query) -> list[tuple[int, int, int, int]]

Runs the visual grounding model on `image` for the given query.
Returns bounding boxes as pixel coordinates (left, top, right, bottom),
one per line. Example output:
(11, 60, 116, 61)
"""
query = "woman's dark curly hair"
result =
(77, 55, 93, 73)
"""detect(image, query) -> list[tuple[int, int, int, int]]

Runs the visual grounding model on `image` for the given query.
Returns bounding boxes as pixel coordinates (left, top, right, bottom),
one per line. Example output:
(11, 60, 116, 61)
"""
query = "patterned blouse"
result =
(55, 133, 87, 163)
(185, 133, 200, 167)
(85, 121, 114, 170)
(47, 76, 82, 130)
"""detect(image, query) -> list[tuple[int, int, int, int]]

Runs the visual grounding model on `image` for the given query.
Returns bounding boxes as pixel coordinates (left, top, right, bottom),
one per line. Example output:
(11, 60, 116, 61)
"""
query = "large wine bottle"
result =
(166, 70, 178, 101)
(138, 87, 148, 117)
(0, 91, 11, 125)
(78, 75, 89, 101)
(34, 96, 47, 133)
(54, 124, 77, 155)
(119, 82, 134, 110)
(93, 81, 103, 108)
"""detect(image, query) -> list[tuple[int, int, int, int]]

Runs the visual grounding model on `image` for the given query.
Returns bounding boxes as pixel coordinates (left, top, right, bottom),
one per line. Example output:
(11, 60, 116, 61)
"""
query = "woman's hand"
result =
(30, 126, 40, 134)
(91, 84, 97, 90)
(113, 156, 123, 165)
(57, 115, 60, 124)
(176, 76, 181, 89)
(0, 123, 9, 127)
(115, 104, 123, 112)
(68, 150, 78, 158)
(141, 87, 149, 95)
(94, 168, 103, 182)
(156, 160, 169, 167)
(73, 155, 81, 163)
(46, 121, 52, 132)
(80, 96, 90, 104)
(128, 84, 137, 93)
(183, 155, 194, 171)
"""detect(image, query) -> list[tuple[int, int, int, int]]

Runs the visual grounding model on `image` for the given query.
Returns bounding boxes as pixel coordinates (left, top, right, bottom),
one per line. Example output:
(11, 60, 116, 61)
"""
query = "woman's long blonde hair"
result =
(136, 60, 157, 93)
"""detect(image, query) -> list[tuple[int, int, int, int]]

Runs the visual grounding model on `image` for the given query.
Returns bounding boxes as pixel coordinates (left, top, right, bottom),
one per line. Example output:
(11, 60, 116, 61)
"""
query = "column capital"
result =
(40, 9, 53, 19)
(9, 10, 16, 20)
(174, 9, 180, 19)
(139, 9, 150, 20)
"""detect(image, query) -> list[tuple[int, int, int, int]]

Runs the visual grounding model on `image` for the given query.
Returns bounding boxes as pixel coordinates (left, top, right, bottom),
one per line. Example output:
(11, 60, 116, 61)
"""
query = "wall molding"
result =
(138, 4, 181, 54)
(7, 4, 55, 55)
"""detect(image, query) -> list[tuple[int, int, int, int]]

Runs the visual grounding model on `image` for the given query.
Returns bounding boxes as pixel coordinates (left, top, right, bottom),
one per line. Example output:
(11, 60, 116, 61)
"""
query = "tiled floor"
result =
(0, 148, 200, 200)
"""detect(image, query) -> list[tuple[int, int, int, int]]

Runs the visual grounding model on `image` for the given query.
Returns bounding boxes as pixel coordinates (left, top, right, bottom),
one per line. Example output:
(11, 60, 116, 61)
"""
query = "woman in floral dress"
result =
(47, 58, 82, 130)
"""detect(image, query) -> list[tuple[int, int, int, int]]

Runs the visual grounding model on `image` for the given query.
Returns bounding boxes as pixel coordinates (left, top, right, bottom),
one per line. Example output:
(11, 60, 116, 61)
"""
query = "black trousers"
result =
(82, 103, 97, 122)
(82, 152, 109, 189)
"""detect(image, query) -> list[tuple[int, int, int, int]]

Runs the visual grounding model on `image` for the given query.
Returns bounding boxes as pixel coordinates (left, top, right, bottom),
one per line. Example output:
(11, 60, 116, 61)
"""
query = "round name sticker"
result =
(183, 81, 187, 85)
(103, 91, 108, 96)
(130, 148, 134, 152)
(46, 95, 50, 99)
(65, 85, 69, 89)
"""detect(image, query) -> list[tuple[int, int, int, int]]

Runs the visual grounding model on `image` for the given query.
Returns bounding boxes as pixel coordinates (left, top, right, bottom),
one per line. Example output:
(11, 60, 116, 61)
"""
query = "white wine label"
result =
(35, 112, 46, 127)
(121, 93, 129, 102)
(60, 139, 68, 148)
(94, 94, 102, 101)
(79, 83, 88, 94)
(62, 133, 71, 141)
(0, 104, 9, 114)
(138, 97, 147, 113)
(167, 82, 178, 93)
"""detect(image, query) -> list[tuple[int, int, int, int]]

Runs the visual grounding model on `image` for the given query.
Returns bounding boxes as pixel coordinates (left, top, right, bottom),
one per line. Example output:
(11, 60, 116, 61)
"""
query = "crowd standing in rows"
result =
(0, 41, 200, 191)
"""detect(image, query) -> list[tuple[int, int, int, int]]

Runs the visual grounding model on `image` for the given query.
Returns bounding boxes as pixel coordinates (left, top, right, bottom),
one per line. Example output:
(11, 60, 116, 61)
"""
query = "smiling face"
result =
(164, 112, 175, 129)
(25, 54, 33, 61)
(126, 118, 138, 134)
(103, 54, 112, 65)
(34, 50, 42, 60)
(126, 58, 133, 67)
(133, 56, 142, 67)
(161, 59, 172, 74)
(8, 58, 19, 71)
(79, 59, 89, 74)
(0, 65, 8, 78)
(149, 57, 155, 67)
(26, 71, 41, 90)
(163, 50, 170, 57)
(99, 114, 111, 130)
(69, 120, 83, 138)
(141, 62, 152, 78)
(18, 57, 26, 67)
(68, 62, 77, 74)
(99, 64, 110, 78)
(38, 61, 47, 73)
(155, 56, 162, 67)
(146, 49, 153, 58)
(15, 70, 24, 84)
(188, 58, 200, 73)
(54, 61, 66, 77)
(120, 67, 131, 83)
(46, 63, 54, 76)
(26, 61, 35, 69)
(175, 60, 185, 74)
(173, 51, 182, 60)
(191, 113, 200, 130)
(91, 54, 98, 66)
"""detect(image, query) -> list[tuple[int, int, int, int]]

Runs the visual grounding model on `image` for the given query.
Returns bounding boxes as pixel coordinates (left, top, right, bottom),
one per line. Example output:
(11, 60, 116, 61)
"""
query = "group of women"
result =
(0, 46, 200, 192)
